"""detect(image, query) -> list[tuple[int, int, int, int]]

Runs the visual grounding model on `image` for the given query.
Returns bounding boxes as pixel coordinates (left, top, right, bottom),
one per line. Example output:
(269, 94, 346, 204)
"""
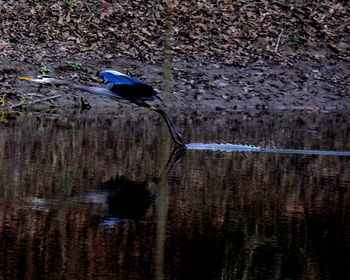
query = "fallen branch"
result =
(12, 95, 62, 108)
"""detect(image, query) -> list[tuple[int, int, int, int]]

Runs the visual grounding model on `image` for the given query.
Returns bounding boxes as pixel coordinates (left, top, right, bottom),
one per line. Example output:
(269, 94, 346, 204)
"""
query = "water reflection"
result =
(71, 147, 185, 226)
(0, 111, 349, 279)
(76, 176, 154, 225)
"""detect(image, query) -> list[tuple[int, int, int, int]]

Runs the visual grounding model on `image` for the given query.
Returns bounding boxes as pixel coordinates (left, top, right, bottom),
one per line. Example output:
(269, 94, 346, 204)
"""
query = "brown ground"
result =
(0, 0, 349, 113)
(1, 56, 349, 113)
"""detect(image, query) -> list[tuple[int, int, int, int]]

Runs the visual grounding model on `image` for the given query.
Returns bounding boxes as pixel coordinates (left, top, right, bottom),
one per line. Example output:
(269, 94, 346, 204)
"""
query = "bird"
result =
(19, 70, 186, 148)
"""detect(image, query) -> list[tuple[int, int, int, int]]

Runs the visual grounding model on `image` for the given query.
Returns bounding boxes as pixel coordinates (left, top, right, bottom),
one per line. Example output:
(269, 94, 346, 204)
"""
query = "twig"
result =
(275, 29, 284, 52)
(12, 95, 62, 108)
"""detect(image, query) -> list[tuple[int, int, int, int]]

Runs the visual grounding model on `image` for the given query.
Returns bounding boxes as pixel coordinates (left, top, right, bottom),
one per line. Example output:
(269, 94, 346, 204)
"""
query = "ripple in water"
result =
(186, 143, 350, 156)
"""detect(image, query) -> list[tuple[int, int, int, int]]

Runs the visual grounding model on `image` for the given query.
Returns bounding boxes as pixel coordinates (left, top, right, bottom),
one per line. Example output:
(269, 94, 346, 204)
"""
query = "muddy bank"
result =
(1, 0, 349, 113)
(1, 57, 349, 113)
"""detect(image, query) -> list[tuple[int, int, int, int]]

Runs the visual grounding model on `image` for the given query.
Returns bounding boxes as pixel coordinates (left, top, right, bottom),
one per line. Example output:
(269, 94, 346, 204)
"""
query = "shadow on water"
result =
(67, 146, 185, 226)
(0, 111, 350, 279)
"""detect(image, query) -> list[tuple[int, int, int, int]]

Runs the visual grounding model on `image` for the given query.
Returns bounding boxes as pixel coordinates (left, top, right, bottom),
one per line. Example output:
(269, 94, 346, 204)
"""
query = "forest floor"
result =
(0, 0, 349, 114)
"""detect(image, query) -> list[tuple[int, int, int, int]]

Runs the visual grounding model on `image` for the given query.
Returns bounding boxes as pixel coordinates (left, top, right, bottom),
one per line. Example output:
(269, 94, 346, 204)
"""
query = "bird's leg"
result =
(137, 101, 187, 148)
(156, 108, 187, 148)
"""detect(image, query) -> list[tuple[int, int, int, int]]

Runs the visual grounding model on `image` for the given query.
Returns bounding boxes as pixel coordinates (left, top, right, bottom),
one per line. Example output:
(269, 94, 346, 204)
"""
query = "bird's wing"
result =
(99, 70, 145, 85)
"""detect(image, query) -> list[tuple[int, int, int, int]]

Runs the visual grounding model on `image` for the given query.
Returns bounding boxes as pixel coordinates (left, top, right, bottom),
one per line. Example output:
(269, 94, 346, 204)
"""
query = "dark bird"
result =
(19, 70, 186, 148)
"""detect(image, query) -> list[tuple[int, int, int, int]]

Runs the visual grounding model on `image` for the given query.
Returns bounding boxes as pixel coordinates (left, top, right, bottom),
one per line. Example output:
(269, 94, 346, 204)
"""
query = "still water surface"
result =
(0, 110, 350, 280)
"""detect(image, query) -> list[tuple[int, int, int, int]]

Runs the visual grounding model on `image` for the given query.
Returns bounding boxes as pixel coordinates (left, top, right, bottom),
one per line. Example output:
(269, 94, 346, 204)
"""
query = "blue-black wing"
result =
(99, 70, 162, 104)
(99, 70, 145, 85)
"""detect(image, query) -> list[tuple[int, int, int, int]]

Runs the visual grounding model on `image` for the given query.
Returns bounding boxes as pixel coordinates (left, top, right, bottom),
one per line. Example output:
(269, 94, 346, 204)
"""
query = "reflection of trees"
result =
(0, 112, 349, 279)
(167, 150, 350, 279)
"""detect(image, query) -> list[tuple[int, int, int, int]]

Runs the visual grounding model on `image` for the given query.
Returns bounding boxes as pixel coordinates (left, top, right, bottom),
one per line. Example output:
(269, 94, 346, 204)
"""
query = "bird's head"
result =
(19, 75, 59, 84)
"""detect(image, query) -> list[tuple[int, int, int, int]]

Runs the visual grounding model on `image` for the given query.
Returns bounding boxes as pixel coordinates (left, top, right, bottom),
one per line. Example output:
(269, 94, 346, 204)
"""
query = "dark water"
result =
(0, 110, 350, 280)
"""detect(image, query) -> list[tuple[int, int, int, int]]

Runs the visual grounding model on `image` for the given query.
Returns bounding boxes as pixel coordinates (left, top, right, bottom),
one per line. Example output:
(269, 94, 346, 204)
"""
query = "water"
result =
(0, 110, 350, 280)
(187, 143, 350, 156)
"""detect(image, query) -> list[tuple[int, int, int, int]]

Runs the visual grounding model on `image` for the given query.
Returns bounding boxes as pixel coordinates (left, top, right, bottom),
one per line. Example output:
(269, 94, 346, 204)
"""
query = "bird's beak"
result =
(18, 77, 36, 81)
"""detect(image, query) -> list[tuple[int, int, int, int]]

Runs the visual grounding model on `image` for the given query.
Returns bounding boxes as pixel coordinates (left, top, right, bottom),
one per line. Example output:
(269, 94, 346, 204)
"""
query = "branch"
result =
(12, 95, 62, 108)
(275, 29, 284, 52)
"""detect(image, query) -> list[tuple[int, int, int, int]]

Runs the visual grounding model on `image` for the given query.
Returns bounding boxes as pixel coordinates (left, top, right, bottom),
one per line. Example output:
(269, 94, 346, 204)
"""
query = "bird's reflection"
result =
(76, 147, 186, 226)
(95, 176, 154, 224)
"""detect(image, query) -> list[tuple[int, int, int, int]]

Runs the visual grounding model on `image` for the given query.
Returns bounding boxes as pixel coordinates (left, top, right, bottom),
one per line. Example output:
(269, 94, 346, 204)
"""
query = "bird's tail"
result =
(153, 90, 164, 103)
